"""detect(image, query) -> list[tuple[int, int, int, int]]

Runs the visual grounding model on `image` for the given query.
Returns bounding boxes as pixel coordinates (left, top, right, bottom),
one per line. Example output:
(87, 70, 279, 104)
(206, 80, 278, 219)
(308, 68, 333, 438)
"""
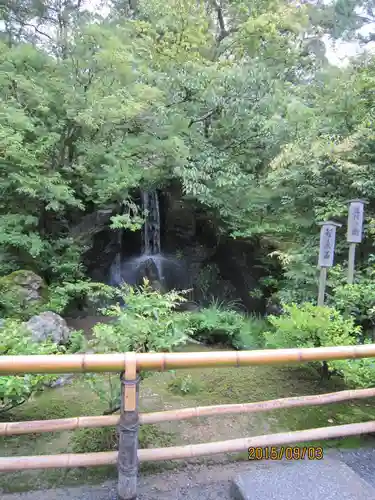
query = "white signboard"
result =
(347, 200, 365, 243)
(318, 222, 340, 268)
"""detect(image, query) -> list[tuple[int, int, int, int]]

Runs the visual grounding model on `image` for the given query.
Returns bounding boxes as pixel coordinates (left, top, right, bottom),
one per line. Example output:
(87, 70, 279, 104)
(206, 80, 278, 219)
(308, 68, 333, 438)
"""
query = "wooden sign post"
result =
(318, 221, 342, 306)
(346, 199, 366, 285)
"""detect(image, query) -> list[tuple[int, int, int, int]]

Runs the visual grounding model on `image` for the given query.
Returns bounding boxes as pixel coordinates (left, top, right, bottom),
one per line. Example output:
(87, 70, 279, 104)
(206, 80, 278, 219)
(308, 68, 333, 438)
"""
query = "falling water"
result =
(109, 190, 188, 291)
(109, 223, 122, 286)
(141, 191, 161, 255)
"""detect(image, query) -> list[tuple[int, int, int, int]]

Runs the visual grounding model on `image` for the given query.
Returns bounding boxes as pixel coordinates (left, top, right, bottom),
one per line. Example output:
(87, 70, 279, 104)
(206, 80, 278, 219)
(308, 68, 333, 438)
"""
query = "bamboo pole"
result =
(2, 387, 375, 437)
(1, 420, 375, 472)
(2, 345, 375, 374)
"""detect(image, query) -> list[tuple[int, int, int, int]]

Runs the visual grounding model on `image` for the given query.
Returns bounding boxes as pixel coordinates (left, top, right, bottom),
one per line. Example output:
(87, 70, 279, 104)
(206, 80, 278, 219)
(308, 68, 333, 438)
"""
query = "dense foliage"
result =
(87, 280, 193, 413)
(1, 0, 375, 399)
(0, 319, 84, 413)
(0, 0, 374, 285)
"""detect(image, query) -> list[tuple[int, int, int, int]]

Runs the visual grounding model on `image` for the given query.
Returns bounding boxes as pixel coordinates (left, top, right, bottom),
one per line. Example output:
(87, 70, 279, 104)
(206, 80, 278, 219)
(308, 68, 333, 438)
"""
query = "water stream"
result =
(109, 190, 187, 291)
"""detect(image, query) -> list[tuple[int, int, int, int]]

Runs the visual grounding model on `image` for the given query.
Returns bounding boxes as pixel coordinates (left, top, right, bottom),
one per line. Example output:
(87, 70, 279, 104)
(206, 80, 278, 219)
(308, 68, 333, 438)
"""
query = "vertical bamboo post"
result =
(346, 199, 366, 285)
(317, 221, 342, 306)
(117, 353, 140, 500)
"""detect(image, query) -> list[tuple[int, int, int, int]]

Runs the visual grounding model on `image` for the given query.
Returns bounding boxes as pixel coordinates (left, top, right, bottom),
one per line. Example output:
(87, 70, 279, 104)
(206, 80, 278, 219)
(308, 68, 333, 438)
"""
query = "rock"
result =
(265, 294, 284, 316)
(0, 270, 46, 305)
(174, 301, 200, 312)
(24, 311, 71, 345)
(137, 257, 167, 292)
(70, 206, 116, 245)
(138, 257, 160, 283)
(47, 374, 75, 389)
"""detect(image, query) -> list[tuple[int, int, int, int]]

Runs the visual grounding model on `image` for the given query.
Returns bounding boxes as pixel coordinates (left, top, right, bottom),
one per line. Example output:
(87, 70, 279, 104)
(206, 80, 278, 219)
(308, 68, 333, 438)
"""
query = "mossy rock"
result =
(0, 270, 48, 319)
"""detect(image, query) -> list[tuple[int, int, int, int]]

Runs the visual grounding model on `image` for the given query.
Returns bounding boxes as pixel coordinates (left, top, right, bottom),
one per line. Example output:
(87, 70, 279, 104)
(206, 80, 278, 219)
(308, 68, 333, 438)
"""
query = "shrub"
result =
(65, 329, 86, 353)
(187, 302, 267, 349)
(90, 280, 192, 354)
(233, 314, 268, 349)
(46, 280, 116, 315)
(265, 303, 360, 349)
(264, 303, 360, 377)
(331, 281, 375, 341)
(325, 261, 375, 341)
(86, 280, 193, 414)
(0, 319, 71, 414)
(333, 357, 375, 389)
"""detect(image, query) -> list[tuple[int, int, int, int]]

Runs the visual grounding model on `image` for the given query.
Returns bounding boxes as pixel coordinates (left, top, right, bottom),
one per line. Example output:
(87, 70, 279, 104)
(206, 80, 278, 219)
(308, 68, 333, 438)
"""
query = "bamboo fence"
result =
(1, 345, 375, 480)
(1, 344, 375, 374)
(1, 387, 375, 437)
(1, 421, 375, 472)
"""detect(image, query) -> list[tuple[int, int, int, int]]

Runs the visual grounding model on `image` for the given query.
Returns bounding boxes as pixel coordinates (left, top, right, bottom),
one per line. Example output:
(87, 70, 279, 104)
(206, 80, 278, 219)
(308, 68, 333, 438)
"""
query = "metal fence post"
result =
(117, 353, 140, 500)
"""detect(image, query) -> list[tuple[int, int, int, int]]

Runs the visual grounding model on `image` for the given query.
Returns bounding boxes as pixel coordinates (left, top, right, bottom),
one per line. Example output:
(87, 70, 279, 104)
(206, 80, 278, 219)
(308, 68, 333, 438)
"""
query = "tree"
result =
(0, 0, 374, 295)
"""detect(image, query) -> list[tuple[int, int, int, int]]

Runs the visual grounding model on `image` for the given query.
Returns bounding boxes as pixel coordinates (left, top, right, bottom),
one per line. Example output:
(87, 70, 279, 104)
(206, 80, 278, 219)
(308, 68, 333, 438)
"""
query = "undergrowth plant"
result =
(187, 300, 267, 349)
(328, 262, 375, 342)
(167, 373, 201, 395)
(86, 279, 193, 414)
(264, 303, 360, 378)
(0, 319, 82, 414)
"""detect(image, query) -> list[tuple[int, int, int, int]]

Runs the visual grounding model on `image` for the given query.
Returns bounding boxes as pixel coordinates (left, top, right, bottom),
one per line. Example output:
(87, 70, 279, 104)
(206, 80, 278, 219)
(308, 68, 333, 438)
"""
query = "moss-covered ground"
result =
(1, 344, 375, 493)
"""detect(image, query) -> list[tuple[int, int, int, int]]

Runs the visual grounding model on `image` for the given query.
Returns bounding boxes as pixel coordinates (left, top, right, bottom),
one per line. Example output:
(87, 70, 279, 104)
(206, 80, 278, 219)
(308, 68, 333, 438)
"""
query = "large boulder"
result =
(24, 311, 71, 345)
(0, 270, 47, 317)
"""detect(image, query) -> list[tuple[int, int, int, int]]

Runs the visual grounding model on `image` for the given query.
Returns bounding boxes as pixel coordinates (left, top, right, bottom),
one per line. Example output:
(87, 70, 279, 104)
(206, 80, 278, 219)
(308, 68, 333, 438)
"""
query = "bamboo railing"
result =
(1, 387, 375, 436)
(1, 344, 375, 374)
(2, 421, 375, 472)
(1, 345, 375, 500)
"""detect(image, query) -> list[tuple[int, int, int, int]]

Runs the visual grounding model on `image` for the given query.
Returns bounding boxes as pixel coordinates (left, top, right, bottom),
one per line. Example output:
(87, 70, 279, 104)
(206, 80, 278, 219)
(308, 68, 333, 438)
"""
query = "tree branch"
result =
(16, 21, 55, 43)
(188, 108, 219, 128)
(166, 88, 195, 108)
(211, 0, 238, 43)
(103, 404, 120, 415)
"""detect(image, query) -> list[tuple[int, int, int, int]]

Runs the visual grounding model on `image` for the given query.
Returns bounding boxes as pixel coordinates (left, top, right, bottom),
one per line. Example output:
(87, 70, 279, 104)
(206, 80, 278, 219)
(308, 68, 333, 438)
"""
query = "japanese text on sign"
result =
(318, 223, 338, 267)
(347, 201, 364, 243)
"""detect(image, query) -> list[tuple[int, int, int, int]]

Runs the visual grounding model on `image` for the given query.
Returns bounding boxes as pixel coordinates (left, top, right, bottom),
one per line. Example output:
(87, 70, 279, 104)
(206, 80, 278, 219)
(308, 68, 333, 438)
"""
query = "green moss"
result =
(139, 424, 175, 448)
(0, 270, 48, 319)
(72, 426, 118, 453)
(167, 374, 202, 395)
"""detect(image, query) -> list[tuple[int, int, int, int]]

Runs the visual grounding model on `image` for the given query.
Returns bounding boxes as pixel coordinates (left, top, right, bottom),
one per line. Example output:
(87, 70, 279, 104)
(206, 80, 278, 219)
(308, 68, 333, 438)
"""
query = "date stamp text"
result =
(248, 446, 323, 461)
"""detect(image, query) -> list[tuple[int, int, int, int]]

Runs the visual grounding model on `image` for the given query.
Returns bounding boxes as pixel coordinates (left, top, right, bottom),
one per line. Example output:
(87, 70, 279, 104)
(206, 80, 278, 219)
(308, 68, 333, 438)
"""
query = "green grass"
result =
(1, 343, 375, 493)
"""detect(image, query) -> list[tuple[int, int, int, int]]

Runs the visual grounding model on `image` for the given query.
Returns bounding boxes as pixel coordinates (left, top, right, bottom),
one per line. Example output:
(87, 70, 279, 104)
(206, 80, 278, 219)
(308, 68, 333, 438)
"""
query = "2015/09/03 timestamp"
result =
(248, 446, 323, 461)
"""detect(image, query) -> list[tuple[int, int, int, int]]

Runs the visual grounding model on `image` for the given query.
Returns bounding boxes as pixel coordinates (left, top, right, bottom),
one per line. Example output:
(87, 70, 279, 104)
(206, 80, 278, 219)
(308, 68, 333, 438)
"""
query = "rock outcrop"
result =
(0, 270, 47, 316)
(24, 311, 71, 345)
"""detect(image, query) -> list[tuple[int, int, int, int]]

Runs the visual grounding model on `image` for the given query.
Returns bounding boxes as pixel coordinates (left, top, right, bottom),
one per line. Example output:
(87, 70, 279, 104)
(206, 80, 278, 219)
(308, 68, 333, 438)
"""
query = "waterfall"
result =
(141, 191, 161, 255)
(108, 189, 188, 291)
(109, 204, 123, 286)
